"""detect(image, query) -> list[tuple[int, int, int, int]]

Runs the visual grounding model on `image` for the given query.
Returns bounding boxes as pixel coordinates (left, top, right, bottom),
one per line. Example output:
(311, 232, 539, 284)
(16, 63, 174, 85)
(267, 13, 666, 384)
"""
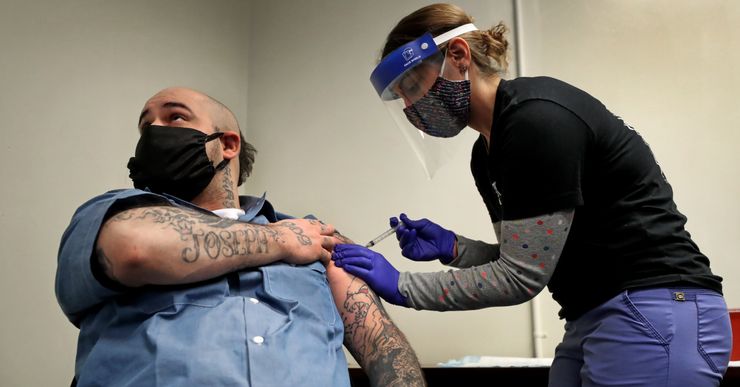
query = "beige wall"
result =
(1, 0, 738, 384)
(517, 0, 740, 354)
(0, 0, 249, 385)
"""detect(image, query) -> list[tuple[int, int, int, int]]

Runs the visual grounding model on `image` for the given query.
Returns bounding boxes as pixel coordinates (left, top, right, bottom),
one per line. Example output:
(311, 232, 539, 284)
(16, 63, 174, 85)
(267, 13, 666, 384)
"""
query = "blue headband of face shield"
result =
(370, 23, 479, 101)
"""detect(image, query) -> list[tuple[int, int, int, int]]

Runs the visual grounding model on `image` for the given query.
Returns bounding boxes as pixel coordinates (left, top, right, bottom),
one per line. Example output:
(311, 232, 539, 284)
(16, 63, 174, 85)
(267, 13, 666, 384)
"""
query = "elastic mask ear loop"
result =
(215, 158, 230, 171)
(440, 52, 449, 78)
(205, 132, 224, 142)
(440, 50, 469, 81)
(205, 132, 229, 171)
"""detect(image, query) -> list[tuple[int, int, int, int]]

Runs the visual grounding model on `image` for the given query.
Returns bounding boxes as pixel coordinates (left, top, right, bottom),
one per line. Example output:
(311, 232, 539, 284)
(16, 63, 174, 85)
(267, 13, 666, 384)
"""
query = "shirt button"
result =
(252, 336, 264, 345)
(249, 297, 259, 304)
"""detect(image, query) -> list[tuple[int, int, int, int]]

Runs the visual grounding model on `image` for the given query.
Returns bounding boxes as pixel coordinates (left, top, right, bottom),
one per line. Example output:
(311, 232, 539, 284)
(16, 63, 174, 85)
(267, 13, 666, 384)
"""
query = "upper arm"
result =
(322, 232, 384, 354)
(326, 261, 424, 386)
(497, 209, 575, 291)
(324, 232, 386, 351)
(398, 210, 575, 311)
(325, 260, 383, 357)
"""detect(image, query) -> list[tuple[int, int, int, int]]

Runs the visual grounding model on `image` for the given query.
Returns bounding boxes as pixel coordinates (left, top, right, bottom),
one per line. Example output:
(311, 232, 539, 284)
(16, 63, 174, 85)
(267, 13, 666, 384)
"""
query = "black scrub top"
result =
(471, 76, 722, 320)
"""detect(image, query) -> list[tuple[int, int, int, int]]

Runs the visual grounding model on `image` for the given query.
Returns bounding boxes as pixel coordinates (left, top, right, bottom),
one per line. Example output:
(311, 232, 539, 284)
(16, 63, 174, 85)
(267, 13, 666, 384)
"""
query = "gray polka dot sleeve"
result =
(447, 234, 500, 269)
(398, 209, 574, 311)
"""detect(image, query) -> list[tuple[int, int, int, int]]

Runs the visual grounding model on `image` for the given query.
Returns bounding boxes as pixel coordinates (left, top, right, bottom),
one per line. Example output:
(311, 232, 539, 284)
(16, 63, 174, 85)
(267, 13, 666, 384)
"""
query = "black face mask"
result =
(127, 125, 229, 201)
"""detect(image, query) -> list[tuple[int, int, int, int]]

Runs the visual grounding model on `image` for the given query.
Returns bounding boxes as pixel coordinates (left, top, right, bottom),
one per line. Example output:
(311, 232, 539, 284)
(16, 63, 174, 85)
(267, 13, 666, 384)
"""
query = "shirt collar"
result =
(212, 208, 246, 220)
(239, 192, 268, 222)
(159, 190, 274, 223)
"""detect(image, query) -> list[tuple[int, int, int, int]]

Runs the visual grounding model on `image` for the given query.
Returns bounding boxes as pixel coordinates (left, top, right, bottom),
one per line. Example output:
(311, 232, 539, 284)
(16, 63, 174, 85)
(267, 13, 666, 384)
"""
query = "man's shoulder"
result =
(73, 189, 169, 218)
(79, 188, 152, 205)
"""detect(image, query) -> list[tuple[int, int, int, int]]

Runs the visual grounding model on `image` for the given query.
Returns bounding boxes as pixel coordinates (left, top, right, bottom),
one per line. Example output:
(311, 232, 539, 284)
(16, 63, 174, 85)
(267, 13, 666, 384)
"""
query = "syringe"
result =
(365, 224, 400, 248)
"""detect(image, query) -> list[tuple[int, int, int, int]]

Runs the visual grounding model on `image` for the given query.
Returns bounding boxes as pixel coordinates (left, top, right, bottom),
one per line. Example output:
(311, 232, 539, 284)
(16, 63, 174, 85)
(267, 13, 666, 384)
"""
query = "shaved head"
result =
(144, 87, 238, 133)
(204, 94, 241, 133)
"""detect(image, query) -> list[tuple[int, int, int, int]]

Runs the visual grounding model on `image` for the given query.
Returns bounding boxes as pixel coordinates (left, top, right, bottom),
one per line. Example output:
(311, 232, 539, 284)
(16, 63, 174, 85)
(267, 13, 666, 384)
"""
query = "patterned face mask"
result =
(402, 57, 471, 138)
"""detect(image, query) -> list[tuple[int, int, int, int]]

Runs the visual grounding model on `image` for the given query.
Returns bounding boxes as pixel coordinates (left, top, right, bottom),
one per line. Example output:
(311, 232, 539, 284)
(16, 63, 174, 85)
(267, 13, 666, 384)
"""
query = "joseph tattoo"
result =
(111, 206, 280, 263)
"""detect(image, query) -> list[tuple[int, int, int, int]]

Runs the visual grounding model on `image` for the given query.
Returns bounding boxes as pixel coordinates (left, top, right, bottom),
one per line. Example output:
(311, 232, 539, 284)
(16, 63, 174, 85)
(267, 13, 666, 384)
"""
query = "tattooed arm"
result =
(325, 234, 425, 387)
(96, 205, 337, 287)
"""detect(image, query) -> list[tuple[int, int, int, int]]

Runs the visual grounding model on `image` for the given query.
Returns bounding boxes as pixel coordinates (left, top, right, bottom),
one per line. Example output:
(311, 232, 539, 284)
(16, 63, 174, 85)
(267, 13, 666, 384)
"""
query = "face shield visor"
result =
(370, 24, 478, 178)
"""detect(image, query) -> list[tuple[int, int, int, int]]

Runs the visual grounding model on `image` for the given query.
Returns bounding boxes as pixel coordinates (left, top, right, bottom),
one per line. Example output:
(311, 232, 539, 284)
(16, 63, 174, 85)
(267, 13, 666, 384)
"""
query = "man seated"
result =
(56, 87, 424, 386)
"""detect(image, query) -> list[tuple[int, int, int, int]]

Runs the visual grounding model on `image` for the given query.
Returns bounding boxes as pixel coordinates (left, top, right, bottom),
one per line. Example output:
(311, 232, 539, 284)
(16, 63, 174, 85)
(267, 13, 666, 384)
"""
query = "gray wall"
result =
(1, 0, 738, 385)
(0, 1, 249, 385)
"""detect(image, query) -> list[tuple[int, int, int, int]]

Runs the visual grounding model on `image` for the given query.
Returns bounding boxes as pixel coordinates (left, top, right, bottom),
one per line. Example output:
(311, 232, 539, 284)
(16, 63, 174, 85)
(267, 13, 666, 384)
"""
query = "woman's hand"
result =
(393, 213, 457, 264)
(331, 244, 407, 306)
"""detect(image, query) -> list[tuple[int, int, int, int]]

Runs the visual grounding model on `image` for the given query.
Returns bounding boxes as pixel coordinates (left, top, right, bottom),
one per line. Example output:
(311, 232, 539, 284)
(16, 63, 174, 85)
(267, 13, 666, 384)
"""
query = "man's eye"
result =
(171, 114, 185, 121)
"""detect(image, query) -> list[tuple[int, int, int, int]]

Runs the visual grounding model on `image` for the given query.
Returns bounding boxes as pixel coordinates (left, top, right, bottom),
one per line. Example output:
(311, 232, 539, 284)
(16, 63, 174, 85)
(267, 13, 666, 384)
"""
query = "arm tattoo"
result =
(304, 219, 353, 244)
(333, 231, 353, 244)
(278, 221, 311, 246)
(341, 278, 425, 387)
(110, 206, 280, 263)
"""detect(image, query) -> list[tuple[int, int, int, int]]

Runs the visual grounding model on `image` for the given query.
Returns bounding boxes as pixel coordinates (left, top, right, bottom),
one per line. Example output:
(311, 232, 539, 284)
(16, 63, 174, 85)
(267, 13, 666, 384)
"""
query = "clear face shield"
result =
(370, 24, 478, 178)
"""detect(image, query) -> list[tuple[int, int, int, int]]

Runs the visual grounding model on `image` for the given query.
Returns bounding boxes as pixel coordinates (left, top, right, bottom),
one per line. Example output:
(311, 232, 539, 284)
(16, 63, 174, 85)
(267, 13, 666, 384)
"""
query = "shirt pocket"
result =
(623, 291, 675, 345)
(121, 279, 230, 315)
(696, 293, 732, 374)
(261, 262, 338, 327)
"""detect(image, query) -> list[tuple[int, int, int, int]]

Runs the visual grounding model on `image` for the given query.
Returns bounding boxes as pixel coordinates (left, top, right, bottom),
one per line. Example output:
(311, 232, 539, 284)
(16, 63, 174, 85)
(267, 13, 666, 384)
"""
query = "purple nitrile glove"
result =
(331, 244, 407, 306)
(392, 213, 456, 264)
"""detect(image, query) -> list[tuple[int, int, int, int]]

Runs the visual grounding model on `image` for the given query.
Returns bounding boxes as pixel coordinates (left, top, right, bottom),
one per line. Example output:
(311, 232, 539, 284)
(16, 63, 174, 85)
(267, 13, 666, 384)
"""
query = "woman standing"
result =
(332, 3, 732, 386)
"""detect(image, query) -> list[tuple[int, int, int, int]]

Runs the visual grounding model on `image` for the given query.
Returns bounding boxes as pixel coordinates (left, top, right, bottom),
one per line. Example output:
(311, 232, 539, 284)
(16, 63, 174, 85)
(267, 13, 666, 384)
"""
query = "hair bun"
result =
(481, 22, 509, 72)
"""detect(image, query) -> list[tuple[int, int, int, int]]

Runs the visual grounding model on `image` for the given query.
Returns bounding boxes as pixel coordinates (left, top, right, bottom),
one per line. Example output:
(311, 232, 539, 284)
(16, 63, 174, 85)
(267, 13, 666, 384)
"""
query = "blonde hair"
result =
(381, 3, 509, 77)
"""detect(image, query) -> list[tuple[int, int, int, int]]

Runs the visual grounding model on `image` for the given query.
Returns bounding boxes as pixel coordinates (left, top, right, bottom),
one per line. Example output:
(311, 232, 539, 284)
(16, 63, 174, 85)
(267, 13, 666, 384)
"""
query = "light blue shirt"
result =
(56, 189, 349, 386)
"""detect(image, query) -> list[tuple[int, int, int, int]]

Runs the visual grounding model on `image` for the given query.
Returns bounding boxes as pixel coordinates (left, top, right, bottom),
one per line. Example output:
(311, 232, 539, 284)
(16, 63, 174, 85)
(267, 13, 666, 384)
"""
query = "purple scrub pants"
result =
(549, 287, 732, 387)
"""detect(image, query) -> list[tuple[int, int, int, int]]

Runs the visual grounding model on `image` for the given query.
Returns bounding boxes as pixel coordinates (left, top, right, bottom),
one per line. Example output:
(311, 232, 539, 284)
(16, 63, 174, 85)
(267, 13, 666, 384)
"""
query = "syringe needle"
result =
(365, 224, 400, 248)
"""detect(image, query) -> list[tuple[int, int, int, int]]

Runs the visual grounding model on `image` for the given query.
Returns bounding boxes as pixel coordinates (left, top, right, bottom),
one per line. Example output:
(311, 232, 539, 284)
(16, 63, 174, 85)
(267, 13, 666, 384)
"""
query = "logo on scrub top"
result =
(492, 181, 503, 206)
(402, 47, 414, 61)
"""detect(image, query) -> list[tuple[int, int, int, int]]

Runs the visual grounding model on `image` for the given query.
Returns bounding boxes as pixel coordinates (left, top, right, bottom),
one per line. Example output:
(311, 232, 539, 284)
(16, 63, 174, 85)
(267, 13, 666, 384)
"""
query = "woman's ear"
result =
(221, 131, 241, 160)
(446, 37, 471, 74)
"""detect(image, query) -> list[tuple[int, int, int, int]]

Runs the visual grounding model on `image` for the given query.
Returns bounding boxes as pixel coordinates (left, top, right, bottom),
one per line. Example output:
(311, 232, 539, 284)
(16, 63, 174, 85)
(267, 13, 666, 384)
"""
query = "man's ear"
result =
(221, 131, 241, 160)
(447, 37, 471, 73)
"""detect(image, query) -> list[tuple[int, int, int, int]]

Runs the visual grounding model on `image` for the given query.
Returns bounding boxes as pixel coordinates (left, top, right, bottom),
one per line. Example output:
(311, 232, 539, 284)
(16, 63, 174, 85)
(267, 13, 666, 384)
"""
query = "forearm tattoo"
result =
(108, 206, 309, 264)
(279, 221, 311, 246)
(333, 231, 353, 244)
(341, 278, 425, 387)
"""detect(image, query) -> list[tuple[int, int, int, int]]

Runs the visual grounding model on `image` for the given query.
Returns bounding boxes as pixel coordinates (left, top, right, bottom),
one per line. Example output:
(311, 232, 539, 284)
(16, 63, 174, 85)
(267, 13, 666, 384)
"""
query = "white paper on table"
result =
(438, 356, 554, 368)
